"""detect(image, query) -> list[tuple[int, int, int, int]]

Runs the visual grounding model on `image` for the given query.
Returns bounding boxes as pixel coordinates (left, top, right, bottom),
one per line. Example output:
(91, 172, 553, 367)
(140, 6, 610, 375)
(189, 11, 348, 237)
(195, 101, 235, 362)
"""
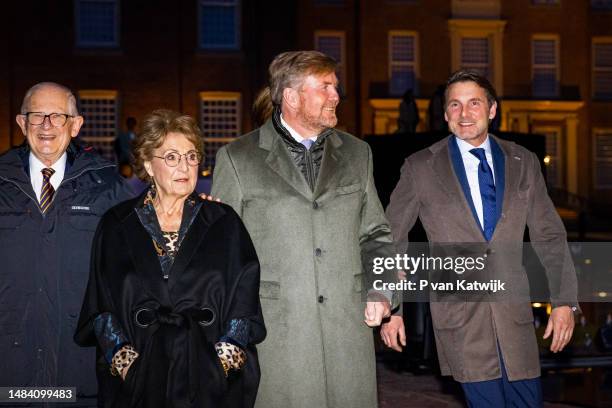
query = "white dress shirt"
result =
(280, 114, 318, 144)
(29, 152, 67, 202)
(455, 136, 496, 229)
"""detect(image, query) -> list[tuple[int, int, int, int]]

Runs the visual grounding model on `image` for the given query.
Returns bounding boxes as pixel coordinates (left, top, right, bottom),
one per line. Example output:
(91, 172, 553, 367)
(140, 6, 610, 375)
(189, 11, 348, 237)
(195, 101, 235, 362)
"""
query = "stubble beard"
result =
(299, 109, 338, 134)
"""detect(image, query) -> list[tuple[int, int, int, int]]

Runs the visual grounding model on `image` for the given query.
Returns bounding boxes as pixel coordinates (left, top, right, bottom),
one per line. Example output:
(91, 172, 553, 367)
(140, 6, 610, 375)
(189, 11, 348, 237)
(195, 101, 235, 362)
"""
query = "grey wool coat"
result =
(386, 135, 578, 383)
(211, 118, 397, 408)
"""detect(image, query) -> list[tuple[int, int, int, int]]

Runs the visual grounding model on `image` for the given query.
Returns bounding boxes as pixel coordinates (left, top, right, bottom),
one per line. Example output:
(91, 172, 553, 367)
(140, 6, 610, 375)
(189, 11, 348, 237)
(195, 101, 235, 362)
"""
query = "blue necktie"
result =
(301, 138, 314, 150)
(469, 148, 496, 241)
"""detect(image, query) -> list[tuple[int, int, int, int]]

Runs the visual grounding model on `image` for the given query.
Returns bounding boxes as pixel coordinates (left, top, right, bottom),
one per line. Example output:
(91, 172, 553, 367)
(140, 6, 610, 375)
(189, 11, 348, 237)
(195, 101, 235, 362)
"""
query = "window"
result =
(314, 31, 346, 92)
(591, 0, 612, 9)
(200, 92, 241, 170)
(593, 38, 612, 99)
(78, 90, 118, 161)
(532, 35, 559, 98)
(198, 0, 240, 50)
(448, 19, 506, 94)
(388, 31, 419, 96)
(461, 37, 490, 79)
(594, 130, 612, 188)
(75, 0, 119, 48)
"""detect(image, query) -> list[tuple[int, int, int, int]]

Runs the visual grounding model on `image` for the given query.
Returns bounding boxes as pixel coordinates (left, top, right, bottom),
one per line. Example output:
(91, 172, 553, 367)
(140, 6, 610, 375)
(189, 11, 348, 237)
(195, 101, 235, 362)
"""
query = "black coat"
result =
(0, 142, 132, 398)
(74, 194, 266, 408)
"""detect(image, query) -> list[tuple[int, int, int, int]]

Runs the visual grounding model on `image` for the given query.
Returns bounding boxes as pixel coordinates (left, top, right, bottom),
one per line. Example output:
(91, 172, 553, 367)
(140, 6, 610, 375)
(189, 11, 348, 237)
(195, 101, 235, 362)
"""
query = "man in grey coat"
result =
(382, 70, 578, 407)
(211, 50, 397, 408)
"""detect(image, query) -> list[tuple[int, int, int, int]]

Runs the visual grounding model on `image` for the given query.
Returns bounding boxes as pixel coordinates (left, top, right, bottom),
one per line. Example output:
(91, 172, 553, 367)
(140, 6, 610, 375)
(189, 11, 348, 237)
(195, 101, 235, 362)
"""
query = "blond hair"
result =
(268, 50, 337, 106)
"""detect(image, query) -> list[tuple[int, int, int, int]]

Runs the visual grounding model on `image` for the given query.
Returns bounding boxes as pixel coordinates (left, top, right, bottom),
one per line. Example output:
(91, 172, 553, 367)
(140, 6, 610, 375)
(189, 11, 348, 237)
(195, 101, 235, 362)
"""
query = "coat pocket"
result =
(0, 209, 27, 230)
(336, 183, 362, 196)
(68, 208, 101, 231)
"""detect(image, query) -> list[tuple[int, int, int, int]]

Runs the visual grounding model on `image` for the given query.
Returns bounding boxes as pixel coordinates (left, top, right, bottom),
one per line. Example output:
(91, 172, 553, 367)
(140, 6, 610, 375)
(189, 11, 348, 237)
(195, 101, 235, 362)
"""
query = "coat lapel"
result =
(490, 136, 506, 228)
(166, 207, 212, 292)
(313, 133, 344, 198)
(446, 137, 484, 238)
(259, 122, 312, 200)
(121, 212, 170, 303)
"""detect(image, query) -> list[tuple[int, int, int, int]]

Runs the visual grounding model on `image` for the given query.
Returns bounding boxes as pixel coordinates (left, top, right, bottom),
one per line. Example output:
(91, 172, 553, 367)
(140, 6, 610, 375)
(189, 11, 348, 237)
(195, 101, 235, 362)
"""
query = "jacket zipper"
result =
(0, 163, 115, 216)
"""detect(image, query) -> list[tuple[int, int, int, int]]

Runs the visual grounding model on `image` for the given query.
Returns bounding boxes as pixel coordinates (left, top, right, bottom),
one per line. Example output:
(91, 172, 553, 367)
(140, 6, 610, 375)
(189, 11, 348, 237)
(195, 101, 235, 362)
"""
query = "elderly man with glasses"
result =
(0, 82, 132, 405)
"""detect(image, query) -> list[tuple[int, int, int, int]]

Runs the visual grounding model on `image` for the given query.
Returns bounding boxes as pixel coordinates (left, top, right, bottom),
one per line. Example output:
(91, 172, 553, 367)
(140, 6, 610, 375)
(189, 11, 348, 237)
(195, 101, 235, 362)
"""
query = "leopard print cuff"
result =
(215, 342, 247, 377)
(110, 345, 139, 377)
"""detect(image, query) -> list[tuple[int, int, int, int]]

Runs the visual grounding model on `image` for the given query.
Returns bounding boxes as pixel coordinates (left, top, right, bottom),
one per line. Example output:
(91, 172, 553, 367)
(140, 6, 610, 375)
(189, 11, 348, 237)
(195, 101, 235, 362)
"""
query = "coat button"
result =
(313, 201, 319, 209)
(318, 295, 324, 303)
(315, 248, 322, 256)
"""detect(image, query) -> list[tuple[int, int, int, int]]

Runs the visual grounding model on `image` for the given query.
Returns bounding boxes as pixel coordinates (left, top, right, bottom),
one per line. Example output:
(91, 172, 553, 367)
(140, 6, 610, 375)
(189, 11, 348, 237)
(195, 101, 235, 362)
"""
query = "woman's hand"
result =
(120, 358, 136, 381)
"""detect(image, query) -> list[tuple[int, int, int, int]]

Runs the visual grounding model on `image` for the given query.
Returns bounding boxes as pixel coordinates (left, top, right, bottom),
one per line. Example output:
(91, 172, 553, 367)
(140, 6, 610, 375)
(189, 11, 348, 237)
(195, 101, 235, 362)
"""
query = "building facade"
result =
(1, 0, 610, 203)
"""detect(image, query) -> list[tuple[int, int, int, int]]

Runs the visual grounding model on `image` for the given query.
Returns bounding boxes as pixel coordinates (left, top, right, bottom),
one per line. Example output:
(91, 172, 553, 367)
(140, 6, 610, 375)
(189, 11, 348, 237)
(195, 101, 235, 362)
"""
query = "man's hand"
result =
(381, 315, 406, 352)
(543, 306, 575, 353)
(199, 194, 221, 202)
(364, 300, 391, 327)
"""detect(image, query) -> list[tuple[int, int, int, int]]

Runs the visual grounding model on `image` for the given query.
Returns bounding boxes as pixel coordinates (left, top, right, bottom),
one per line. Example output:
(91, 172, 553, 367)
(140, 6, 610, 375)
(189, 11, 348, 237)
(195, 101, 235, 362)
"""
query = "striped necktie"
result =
(40, 167, 56, 214)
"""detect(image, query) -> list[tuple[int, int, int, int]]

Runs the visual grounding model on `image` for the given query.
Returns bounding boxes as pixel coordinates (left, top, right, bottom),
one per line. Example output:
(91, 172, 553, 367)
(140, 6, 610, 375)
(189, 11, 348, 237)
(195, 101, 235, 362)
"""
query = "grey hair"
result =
(20, 82, 79, 116)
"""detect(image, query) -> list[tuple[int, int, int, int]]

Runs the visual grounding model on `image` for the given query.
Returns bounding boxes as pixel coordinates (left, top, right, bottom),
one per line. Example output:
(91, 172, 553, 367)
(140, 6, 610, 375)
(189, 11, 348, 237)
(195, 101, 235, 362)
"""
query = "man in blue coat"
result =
(0, 82, 133, 405)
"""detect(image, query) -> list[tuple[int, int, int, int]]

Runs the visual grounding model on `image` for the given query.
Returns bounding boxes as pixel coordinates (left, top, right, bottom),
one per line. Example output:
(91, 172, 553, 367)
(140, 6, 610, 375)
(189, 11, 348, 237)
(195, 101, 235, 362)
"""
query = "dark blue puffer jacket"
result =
(0, 142, 133, 402)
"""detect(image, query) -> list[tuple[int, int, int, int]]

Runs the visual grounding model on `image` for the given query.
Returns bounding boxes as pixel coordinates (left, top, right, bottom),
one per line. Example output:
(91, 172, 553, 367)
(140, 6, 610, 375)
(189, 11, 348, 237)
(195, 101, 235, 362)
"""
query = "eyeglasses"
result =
(23, 112, 74, 127)
(153, 150, 201, 167)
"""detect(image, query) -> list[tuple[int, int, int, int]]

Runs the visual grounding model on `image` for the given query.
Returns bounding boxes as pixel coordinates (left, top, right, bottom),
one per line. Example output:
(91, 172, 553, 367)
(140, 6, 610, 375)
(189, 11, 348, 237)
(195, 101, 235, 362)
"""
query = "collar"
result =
(280, 113, 318, 143)
(455, 135, 492, 158)
(29, 151, 67, 180)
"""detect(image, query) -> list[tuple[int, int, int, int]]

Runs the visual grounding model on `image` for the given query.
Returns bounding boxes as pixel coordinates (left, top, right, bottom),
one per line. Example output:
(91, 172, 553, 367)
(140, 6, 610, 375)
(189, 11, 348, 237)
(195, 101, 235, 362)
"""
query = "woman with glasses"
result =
(75, 109, 265, 408)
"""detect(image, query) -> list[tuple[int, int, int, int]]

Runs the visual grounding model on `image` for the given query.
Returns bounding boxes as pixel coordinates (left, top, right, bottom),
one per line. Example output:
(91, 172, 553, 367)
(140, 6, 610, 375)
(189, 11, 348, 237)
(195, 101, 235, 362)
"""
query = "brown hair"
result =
(444, 70, 498, 108)
(268, 50, 337, 106)
(133, 109, 203, 183)
(252, 87, 274, 128)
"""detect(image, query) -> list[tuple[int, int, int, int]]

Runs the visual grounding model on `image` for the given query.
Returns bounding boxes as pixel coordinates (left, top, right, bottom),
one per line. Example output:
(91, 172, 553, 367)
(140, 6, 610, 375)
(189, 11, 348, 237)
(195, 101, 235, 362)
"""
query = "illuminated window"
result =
(200, 92, 241, 169)
(532, 35, 559, 98)
(78, 90, 118, 161)
(198, 0, 240, 50)
(314, 31, 346, 93)
(388, 31, 419, 96)
(594, 129, 612, 188)
(75, 0, 119, 48)
(593, 38, 612, 100)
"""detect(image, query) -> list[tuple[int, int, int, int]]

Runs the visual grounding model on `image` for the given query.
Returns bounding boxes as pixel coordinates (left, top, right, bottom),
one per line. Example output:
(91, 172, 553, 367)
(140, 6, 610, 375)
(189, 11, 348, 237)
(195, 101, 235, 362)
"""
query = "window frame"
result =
(387, 30, 420, 97)
(199, 91, 242, 170)
(74, 0, 120, 48)
(593, 128, 612, 189)
(592, 37, 612, 100)
(314, 30, 347, 94)
(77, 90, 119, 161)
(531, 34, 560, 98)
(197, 0, 241, 51)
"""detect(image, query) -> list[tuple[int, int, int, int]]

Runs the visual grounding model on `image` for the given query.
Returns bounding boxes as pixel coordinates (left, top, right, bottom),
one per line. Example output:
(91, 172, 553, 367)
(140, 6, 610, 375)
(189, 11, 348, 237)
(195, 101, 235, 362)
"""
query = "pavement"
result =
(376, 362, 583, 407)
